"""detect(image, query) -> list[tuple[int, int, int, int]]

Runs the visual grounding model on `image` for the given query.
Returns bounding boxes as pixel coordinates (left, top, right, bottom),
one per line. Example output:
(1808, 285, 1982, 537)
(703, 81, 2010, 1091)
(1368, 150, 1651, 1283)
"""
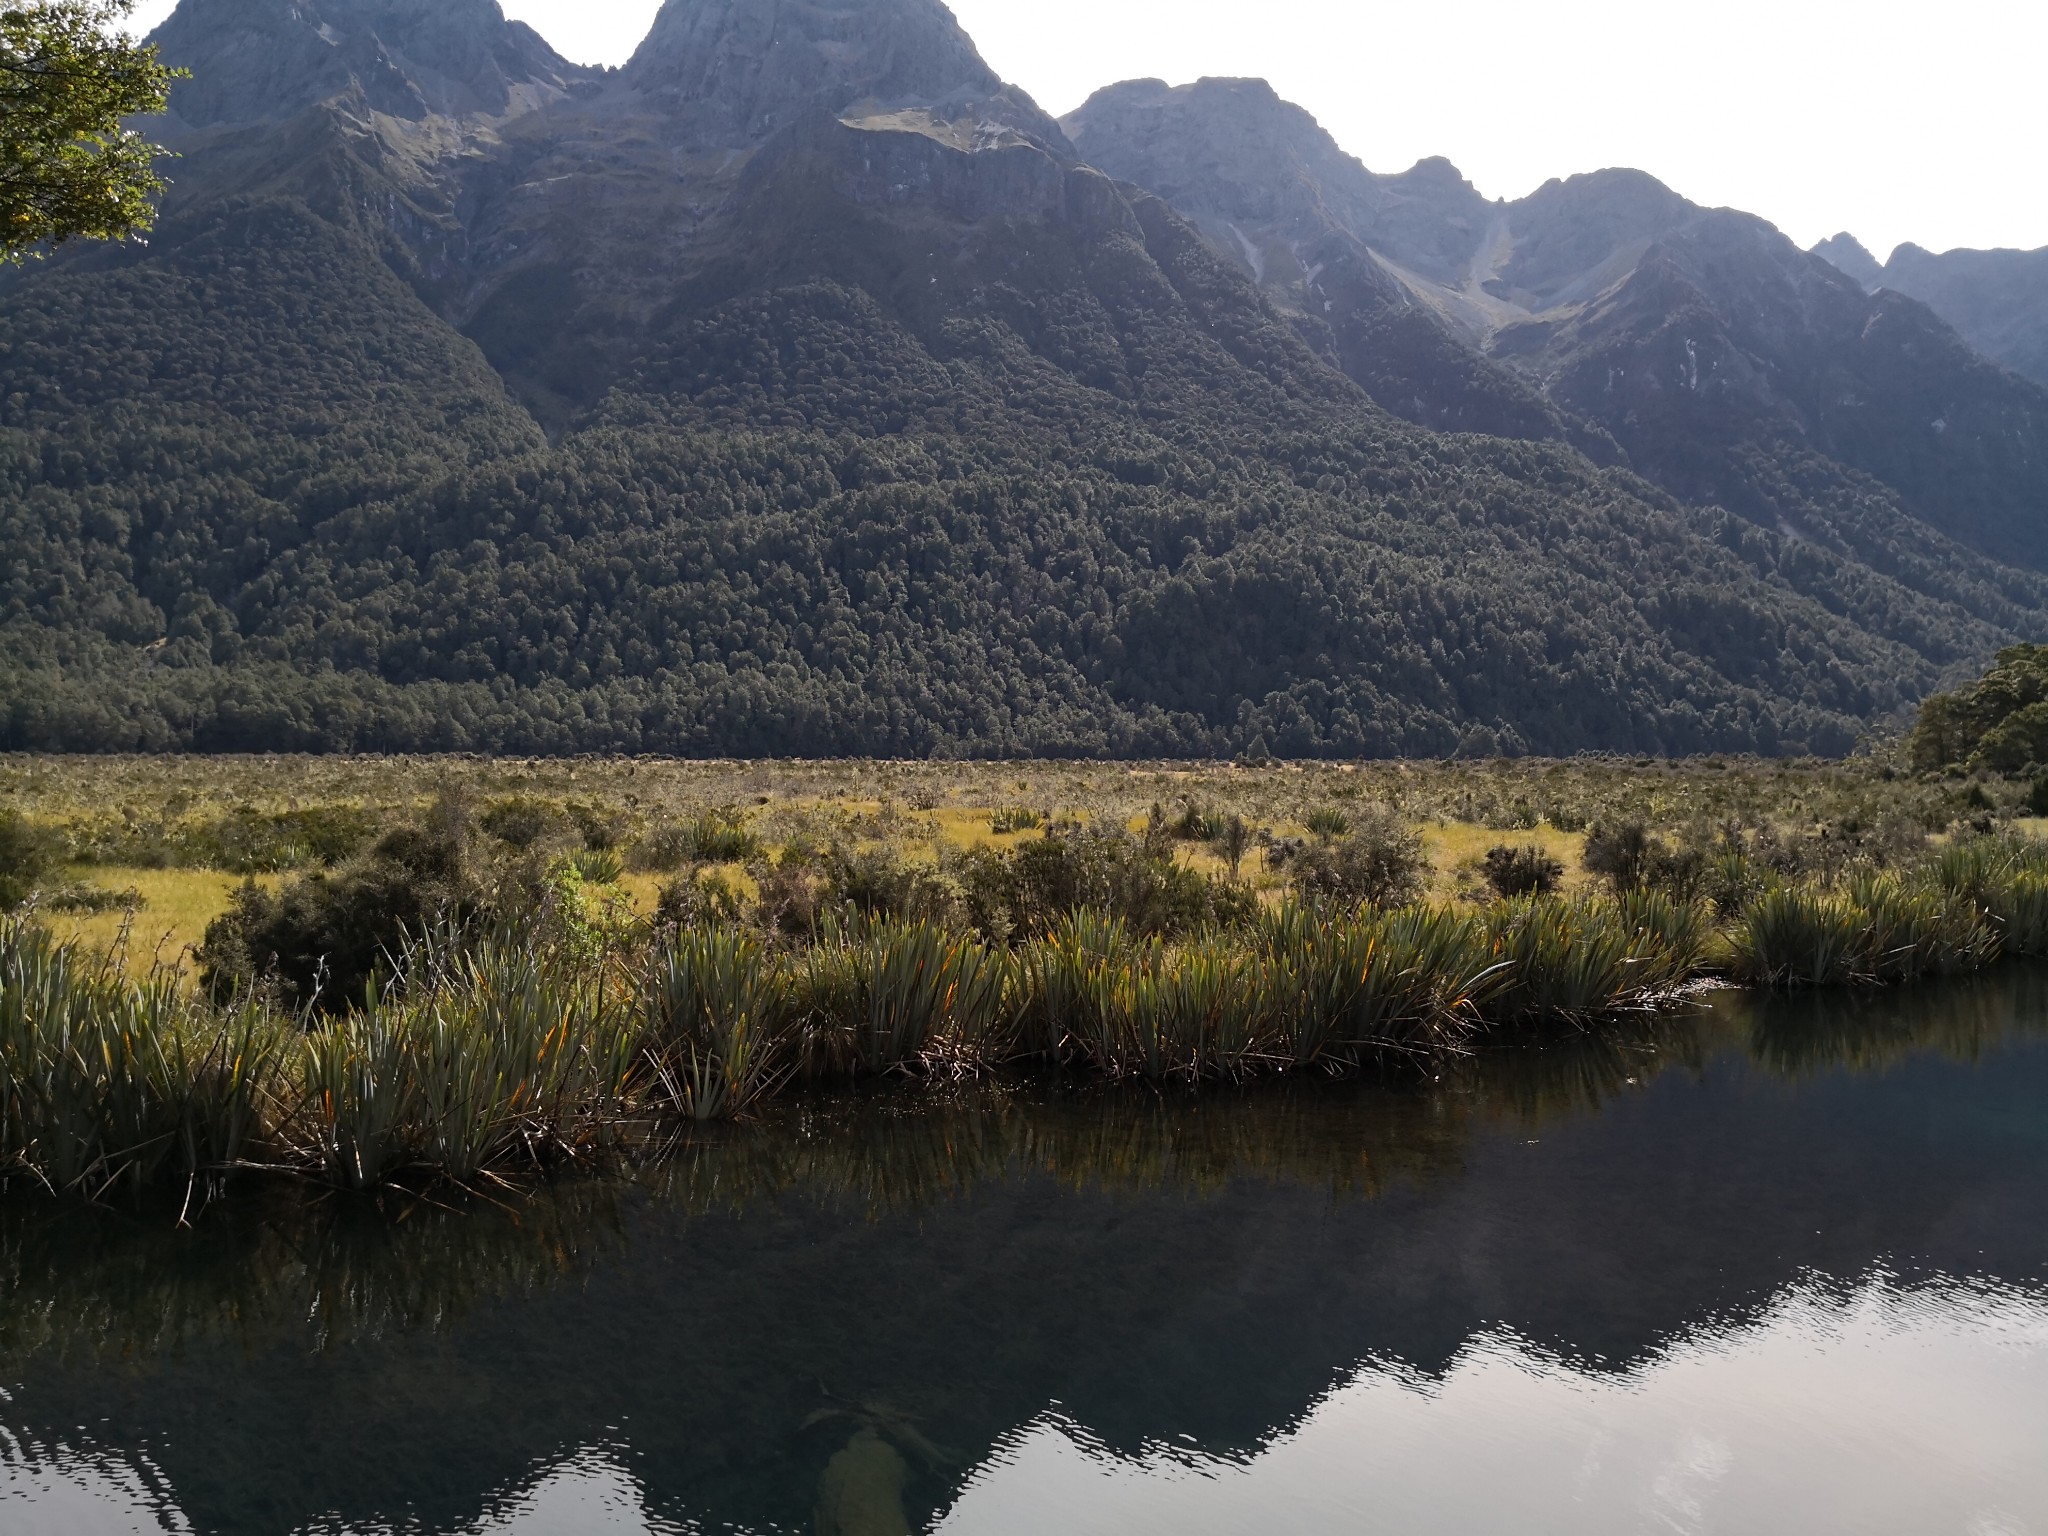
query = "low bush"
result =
(197, 820, 480, 1012)
(1482, 844, 1564, 899)
(1582, 822, 1662, 893)
(1289, 808, 1428, 909)
(656, 869, 748, 930)
(818, 844, 959, 925)
(0, 812, 50, 912)
(632, 811, 760, 871)
(479, 796, 563, 851)
(951, 827, 1256, 941)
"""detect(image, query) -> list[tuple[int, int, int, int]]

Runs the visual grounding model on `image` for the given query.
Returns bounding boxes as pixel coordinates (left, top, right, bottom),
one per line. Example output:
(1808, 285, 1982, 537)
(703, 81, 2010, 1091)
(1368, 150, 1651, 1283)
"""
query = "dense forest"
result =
(3, 0, 2046, 758)
(4, 200, 2043, 757)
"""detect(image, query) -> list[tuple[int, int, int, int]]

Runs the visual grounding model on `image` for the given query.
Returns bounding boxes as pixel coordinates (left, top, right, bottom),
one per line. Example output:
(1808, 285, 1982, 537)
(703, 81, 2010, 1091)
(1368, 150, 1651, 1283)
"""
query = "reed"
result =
(1728, 884, 1866, 988)
(1988, 872, 2048, 956)
(13, 818, 2048, 1199)
(1257, 904, 1490, 1066)
(1731, 870, 2000, 990)
(1479, 897, 1639, 1022)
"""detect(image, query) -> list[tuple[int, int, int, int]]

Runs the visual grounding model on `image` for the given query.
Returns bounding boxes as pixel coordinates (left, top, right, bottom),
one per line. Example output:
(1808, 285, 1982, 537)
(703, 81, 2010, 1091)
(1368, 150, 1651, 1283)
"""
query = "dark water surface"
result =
(4, 974, 2048, 1535)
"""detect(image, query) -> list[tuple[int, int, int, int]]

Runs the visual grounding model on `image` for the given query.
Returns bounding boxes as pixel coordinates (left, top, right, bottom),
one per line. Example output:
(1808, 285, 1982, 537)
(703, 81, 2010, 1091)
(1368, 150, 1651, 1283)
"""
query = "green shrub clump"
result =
(1287, 808, 1428, 909)
(950, 826, 1257, 941)
(198, 820, 480, 1013)
(1482, 844, 1565, 898)
(0, 811, 51, 912)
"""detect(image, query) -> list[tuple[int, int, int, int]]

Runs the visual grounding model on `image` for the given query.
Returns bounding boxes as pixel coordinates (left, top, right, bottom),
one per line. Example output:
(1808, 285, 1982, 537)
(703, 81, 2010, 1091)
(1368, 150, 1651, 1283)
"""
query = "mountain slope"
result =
(1, 2, 2045, 756)
(1875, 243, 2048, 392)
(1067, 79, 2048, 573)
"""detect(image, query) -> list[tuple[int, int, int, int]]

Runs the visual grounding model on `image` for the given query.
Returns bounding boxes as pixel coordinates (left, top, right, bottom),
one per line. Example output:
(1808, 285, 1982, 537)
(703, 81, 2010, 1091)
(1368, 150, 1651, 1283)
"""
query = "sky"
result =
(127, 0, 2048, 260)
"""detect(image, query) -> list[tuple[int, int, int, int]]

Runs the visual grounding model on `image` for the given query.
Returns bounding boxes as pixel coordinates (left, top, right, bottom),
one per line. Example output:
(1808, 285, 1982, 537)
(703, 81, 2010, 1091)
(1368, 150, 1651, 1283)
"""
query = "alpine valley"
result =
(4, 0, 2047, 758)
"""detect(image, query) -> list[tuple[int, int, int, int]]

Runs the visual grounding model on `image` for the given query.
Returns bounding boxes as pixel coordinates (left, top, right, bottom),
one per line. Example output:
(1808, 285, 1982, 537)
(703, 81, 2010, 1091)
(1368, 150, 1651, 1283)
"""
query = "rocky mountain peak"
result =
(150, 0, 581, 129)
(1811, 232, 1884, 289)
(623, 0, 1054, 145)
(1063, 77, 1490, 284)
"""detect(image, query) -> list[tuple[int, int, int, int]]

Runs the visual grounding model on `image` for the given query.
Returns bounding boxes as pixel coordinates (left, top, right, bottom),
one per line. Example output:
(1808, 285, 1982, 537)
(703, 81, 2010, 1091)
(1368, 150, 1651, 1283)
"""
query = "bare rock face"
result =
(1063, 77, 1592, 449)
(1064, 77, 1488, 284)
(1879, 243, 2048, 389)
(1811, 233, 1884, 290)
(624, 0, 1066, 149)
(150, 0, 582, 128)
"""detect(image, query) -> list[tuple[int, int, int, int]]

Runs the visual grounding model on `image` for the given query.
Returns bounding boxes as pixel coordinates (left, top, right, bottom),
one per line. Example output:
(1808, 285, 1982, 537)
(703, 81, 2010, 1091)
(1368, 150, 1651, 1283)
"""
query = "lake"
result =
(3, 971, 2046, 1535)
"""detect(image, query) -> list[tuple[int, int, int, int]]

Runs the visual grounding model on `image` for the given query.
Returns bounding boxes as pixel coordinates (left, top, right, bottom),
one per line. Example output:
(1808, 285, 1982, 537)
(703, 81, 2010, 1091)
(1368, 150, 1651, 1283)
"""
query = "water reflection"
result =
(945, 1275, 2048, 1536)
(2, 971, 2047, 1535)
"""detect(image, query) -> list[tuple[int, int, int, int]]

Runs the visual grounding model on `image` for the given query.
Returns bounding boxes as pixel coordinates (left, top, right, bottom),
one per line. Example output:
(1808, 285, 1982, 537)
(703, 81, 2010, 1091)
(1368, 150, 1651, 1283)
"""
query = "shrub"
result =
(631, 810, 760, 871)
(951, 827, 1257, 941)
(1289, 807, 1427, 909)
(656, 869, 748, 930)
(2030, 776, 2048, 818)
(479, 796, 563, 851)
(0, 811, 50, 912)
(753, 851, 827, 938)
(196, 823, 479, 1012)
(1212, 814, 1254, 878)
(819, 844, 958, 924)
(989, 807, 1043, 834)
(1482, 844, 1564, 899)
(1582, 822, 1661, 893)
(195, 805, 379, 874)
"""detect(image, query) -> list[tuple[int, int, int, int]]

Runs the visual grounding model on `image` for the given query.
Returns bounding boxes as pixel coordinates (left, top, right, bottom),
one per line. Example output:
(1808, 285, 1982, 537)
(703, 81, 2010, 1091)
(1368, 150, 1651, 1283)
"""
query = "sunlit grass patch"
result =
(43, 867, 280, 968)
(1418, 823, 1590, 902)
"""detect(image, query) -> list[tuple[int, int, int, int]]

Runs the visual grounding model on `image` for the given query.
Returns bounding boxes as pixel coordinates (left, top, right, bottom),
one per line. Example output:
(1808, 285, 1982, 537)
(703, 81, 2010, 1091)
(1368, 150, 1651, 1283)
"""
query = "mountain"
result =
(1832, 241, 2048, 393)
(1811, 233, 1884, 290)
(1067, 78, 2048, 572)
(1059, 78, 1610, 456)
(1, 2, 2045, 757)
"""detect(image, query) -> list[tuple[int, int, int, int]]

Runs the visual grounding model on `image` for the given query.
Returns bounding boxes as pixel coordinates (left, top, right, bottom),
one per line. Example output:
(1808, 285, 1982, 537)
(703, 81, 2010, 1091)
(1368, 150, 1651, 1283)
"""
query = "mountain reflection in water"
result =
(3, 971, 2047, 1535)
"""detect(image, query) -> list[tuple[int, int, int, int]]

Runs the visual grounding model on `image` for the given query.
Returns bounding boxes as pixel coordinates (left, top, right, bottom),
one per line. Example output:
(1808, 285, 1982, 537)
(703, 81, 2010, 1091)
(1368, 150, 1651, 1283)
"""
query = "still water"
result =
(3, 975, 2047, 1535)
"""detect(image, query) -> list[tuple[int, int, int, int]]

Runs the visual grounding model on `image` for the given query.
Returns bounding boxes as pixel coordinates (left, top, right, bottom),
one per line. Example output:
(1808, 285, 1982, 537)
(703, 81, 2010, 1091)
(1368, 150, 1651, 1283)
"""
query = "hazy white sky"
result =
(129, 0, 2047, 259)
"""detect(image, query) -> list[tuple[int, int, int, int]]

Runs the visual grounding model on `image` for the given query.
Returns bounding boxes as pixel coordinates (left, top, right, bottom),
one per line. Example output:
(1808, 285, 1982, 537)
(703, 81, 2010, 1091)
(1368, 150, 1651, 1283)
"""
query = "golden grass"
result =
(43, 867, 280, 969)
(1419, 822, 1592, 903)
(3, 750, 1990, 939)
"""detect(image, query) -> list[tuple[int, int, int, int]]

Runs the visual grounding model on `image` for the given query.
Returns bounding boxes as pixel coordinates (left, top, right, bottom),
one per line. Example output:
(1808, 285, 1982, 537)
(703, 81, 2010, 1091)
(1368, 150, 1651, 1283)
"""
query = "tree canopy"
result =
(0, 0, 175, 260)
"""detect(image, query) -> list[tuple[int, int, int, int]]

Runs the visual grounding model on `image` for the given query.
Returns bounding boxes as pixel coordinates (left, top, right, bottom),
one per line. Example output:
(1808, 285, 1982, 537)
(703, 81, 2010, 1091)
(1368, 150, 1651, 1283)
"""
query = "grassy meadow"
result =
(3, 750, 2045, 1202)
(1, 751, 2009, 955)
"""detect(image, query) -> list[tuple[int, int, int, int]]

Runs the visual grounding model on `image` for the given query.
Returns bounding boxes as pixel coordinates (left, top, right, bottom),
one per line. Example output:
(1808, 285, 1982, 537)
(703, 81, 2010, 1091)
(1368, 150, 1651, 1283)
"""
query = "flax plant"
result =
(0, 920, 284, 1195)
(643, 926, 792, 1119)
(799, 917, 1012, 1075)
(292, 937, 635, 1188)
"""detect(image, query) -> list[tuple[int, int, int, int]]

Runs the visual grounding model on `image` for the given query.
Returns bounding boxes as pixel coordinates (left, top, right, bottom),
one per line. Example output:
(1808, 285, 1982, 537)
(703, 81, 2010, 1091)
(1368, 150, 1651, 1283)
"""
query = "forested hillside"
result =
(2, 0, 2044, 758)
